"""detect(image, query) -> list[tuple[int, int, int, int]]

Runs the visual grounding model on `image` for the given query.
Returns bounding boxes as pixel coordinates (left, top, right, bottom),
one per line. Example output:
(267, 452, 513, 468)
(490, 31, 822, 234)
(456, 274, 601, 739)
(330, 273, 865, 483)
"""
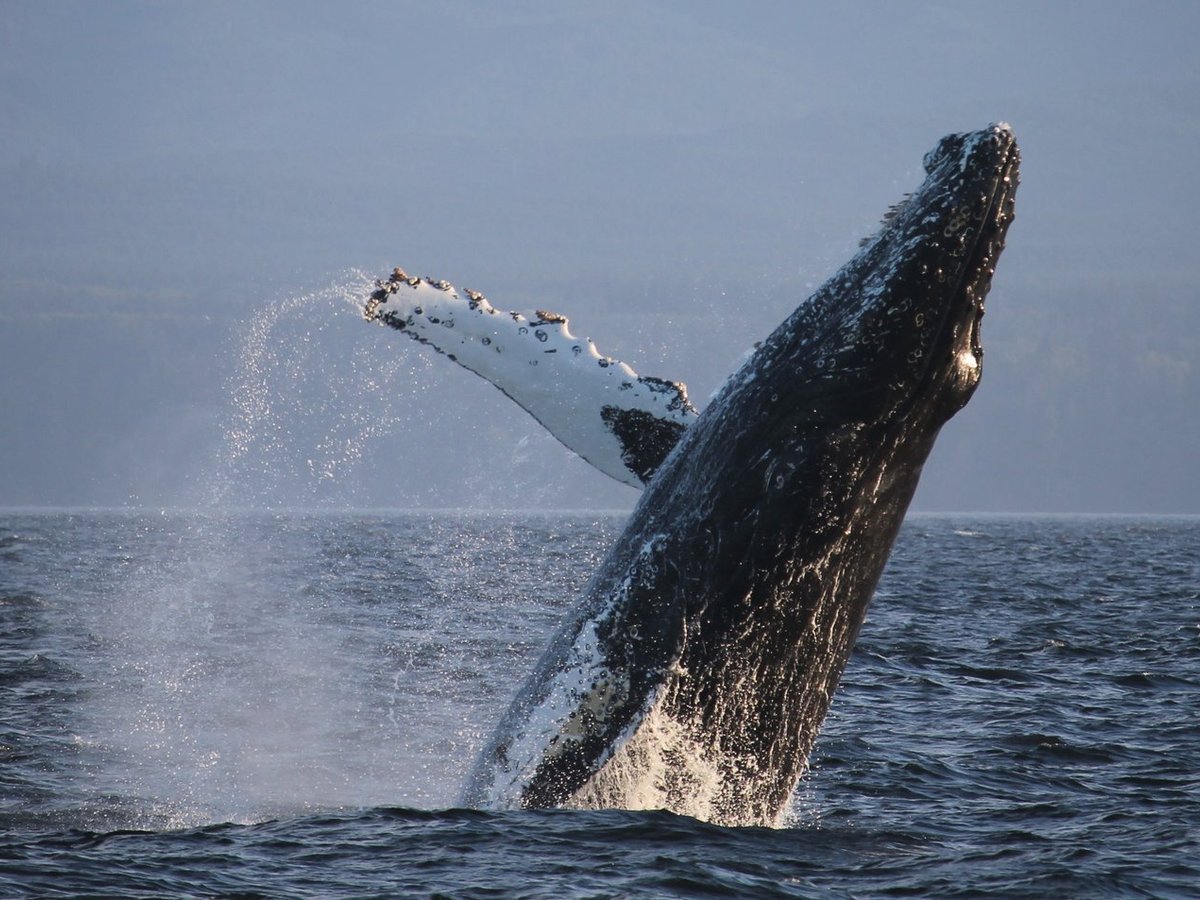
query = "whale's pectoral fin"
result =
(365, 267, 700, 487)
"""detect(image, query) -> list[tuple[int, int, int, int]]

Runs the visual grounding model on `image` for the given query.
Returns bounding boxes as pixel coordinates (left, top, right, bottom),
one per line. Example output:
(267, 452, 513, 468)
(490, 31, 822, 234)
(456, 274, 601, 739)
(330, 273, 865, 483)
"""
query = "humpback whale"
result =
(366, 123, 1019, 826)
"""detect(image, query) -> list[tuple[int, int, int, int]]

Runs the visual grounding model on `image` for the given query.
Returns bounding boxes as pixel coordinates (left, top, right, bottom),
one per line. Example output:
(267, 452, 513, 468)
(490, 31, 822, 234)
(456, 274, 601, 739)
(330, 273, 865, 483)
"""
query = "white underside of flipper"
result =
(364, 269, 698, 487)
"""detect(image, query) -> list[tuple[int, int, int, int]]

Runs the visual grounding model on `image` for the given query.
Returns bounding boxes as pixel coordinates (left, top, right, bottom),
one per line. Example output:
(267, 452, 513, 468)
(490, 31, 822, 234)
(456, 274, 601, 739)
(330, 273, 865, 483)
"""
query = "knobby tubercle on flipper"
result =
(362, 264, 700, 487)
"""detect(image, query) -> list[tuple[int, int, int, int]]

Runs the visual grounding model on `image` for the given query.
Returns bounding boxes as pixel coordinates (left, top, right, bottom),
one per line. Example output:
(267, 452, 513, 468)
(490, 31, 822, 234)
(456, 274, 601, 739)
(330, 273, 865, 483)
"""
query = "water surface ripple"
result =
(1, 512, 1196, 897)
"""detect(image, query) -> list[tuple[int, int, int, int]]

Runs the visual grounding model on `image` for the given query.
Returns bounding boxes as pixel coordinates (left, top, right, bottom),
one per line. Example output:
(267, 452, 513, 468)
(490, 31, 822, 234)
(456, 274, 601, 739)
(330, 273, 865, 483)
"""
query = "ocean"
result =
(1, 510, 1197, 897)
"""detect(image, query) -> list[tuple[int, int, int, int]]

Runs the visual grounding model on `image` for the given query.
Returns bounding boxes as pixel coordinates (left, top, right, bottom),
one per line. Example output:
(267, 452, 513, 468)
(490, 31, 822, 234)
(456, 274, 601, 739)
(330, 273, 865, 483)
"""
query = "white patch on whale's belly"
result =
(564, 698, 786, 828)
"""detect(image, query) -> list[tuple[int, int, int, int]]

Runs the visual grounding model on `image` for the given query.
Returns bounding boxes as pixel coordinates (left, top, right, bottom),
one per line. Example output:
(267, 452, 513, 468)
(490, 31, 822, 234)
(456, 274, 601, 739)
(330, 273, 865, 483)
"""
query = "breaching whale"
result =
(366, 123, 1019, 826)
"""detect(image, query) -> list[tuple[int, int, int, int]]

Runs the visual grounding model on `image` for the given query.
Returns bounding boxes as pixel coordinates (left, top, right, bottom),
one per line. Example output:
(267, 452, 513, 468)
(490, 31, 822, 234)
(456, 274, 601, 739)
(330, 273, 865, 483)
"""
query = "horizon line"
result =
(1, 505, 1198, 520)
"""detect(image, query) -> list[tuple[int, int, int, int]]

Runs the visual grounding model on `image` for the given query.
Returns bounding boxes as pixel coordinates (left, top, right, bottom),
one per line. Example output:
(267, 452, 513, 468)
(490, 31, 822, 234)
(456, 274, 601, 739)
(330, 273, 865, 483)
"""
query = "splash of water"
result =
(216, 270, 428, 509)
(78, 272, 446, 828)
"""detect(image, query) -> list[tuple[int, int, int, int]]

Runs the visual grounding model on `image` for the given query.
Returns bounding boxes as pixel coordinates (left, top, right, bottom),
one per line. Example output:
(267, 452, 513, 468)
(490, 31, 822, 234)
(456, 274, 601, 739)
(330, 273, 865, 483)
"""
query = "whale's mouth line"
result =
(881, 132, 1018, 415)
(945, 135, 1020, 373)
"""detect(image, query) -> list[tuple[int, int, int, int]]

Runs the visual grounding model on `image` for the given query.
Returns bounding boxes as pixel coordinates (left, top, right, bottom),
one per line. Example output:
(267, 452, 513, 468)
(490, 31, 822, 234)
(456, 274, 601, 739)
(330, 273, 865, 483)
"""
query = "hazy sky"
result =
(2, 1, 1198, 512)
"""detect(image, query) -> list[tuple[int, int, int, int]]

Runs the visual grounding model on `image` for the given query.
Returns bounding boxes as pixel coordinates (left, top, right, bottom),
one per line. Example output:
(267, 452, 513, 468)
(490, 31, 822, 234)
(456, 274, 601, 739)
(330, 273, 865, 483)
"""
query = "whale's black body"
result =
(454, 125, 1019, 826)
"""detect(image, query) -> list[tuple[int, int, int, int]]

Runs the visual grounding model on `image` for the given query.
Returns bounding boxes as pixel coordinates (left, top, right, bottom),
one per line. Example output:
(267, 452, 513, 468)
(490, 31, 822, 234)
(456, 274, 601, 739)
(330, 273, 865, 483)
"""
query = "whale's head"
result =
(669, 123, 1019, 544)
(774, 123, 1019, 433)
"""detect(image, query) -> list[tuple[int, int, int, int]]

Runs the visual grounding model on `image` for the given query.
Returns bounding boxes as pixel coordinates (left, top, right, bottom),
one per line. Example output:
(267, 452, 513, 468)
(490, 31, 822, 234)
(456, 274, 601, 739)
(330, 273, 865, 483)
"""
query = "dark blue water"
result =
(2, 511, 1198, 897)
